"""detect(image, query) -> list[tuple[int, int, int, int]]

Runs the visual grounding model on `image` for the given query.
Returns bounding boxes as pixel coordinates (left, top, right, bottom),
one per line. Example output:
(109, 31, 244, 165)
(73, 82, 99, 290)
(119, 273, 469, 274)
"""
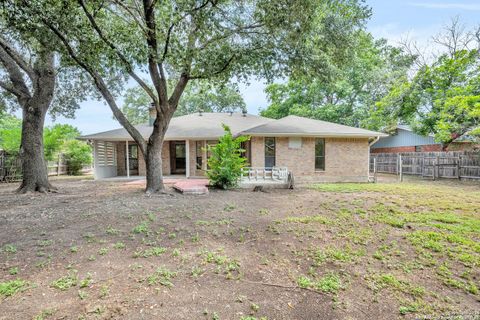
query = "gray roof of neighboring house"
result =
(241, 115, 387, 138)
(79, 113, 386, 141)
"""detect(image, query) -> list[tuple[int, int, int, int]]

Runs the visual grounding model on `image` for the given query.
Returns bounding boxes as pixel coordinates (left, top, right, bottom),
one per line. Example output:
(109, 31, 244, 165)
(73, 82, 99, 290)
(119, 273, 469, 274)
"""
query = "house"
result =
(79, 112, 386, 182)
(371, 125, 478, 153)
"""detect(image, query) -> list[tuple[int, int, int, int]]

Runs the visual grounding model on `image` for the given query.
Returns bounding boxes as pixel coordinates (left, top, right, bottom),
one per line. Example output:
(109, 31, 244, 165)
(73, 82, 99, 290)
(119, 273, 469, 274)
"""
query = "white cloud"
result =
(408, 2, 480, 11)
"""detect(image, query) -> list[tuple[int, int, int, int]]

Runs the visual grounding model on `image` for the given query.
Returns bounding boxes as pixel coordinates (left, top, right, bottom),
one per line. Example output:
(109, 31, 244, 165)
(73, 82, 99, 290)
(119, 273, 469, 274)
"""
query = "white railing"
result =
(241, 167, 288, 181)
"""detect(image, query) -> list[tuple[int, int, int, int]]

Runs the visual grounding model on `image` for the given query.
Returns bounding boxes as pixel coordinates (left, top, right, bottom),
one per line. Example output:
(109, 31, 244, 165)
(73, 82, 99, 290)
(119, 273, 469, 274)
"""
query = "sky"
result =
(42, 0, 480, 135)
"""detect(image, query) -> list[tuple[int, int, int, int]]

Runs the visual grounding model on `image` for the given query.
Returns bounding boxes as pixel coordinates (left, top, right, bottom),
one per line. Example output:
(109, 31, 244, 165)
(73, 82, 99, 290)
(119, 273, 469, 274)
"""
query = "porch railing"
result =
(241, 167, 289, 181)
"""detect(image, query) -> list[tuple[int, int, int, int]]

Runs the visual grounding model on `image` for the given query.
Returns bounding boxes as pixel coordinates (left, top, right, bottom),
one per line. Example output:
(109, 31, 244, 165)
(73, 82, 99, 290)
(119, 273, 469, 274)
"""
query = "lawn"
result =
(0, 177, 479, 319)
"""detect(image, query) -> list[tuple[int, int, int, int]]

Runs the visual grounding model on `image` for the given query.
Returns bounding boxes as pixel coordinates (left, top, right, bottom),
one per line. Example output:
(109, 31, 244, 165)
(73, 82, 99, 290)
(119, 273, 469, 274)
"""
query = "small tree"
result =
(207, 125, 249, 190)
(63, 140, 92, 175)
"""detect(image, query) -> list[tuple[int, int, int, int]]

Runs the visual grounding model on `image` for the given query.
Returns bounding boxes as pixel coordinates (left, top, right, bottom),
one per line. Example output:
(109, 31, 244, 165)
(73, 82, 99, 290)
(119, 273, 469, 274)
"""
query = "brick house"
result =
(79, 112, 386, 182)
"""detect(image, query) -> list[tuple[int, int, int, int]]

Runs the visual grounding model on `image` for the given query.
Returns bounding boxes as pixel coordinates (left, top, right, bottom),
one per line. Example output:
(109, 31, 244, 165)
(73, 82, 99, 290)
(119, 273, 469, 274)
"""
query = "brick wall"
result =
(250, 136, 370, 182)
(250, 136, 264, 168)
(115, 141, 170, 176)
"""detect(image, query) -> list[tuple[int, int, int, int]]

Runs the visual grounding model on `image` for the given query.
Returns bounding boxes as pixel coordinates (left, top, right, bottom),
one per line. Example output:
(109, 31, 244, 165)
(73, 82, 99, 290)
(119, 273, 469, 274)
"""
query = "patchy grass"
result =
(1, 178, 479, 319)
(0, 279, 28, 298)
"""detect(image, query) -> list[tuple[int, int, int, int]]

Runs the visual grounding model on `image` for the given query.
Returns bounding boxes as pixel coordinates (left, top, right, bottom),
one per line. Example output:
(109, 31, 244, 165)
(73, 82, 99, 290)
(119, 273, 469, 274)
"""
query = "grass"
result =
(134, 246, 167, 258)
(0, 279, 27, 298)
(51, 272, 78, 291)
(297, 273, 344, 294)
(146, 266, 177, 287)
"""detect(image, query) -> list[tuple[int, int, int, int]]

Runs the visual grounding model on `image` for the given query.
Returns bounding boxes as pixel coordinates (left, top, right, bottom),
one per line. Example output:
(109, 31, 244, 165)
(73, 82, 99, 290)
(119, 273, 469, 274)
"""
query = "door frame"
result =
(170, 141, 186, 174)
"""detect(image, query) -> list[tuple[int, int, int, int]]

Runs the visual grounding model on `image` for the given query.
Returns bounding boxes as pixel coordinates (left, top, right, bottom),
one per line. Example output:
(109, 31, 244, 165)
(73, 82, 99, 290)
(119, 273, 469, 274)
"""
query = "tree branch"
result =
(142, 0, 168, 107)
(0, 79, 26, 97)
(78, 0, 158, 105)
(41, 17, 147, 155)
(0, 35, 36, 82)
(0, 46, 31, 100)
(189, 54, 236, 80)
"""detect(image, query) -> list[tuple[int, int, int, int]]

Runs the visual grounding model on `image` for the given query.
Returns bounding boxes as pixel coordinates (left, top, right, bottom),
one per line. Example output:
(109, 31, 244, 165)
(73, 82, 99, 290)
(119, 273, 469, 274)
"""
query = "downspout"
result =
(368, 136, 381, 181)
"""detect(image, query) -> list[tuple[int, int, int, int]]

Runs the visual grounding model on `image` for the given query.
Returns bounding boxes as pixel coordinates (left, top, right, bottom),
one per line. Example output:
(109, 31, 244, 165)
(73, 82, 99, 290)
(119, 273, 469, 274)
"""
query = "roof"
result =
(241, 115, 387, 138)
(79, 112, 272, 141)
(79, 113, 386, 141)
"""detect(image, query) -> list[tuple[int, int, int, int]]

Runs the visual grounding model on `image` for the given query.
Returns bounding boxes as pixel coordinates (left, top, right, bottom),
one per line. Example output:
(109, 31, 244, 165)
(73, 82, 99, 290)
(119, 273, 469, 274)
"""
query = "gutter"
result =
(369, 136, 381, 147)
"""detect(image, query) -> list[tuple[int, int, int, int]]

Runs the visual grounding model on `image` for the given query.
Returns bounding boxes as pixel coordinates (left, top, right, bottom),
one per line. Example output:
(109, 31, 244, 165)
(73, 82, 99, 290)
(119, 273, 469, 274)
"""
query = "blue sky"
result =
(44, 0, 480, 135)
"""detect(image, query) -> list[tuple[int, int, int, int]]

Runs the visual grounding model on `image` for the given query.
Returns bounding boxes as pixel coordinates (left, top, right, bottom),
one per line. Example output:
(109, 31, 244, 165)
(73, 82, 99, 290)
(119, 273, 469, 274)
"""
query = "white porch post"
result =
(125, 140, 130, 178)
(185, 140, 190, 178)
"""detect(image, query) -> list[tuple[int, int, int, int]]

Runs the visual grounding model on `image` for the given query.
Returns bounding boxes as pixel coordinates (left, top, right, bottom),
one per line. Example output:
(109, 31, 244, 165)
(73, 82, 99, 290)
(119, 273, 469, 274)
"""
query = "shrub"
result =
(206, 124, 249, 189)
(63, 140, 92, 175)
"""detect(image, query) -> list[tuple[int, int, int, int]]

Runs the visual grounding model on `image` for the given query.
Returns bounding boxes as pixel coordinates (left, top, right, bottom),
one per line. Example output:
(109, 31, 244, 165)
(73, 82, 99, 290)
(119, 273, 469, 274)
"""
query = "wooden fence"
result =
(370, 151, 480, 180)
(1, 151, 91, 182)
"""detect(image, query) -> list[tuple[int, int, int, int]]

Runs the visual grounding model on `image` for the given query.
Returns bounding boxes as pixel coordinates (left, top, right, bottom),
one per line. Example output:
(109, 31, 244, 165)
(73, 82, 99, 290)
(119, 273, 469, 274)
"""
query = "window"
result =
(196, 141, 203, 169)
(265, 137, 276, 168)
(315, 138, 325, 171)
(206, 140, 218, 169)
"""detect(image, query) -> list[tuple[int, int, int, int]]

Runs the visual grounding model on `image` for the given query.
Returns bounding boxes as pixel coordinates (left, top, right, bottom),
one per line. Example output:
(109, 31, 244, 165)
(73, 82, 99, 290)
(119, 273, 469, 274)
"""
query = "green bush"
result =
(206, 125, 249, 189)
(63, 140, 92, 175)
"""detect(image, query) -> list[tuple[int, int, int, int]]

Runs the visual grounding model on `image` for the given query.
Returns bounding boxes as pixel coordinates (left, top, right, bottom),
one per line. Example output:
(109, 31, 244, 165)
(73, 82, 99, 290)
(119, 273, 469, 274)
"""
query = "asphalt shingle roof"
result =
(79, 113, 386, 141)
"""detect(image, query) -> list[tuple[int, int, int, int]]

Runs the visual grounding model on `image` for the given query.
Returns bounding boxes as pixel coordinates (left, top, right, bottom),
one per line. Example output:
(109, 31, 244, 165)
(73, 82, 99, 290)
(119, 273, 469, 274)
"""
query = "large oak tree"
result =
(0, 13, 91, 193)
(6, 0, 369, 193)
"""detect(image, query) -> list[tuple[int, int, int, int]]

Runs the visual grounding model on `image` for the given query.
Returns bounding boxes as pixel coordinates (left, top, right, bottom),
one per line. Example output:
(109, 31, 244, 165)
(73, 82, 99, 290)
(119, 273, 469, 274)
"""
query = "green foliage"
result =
(206, 125, 249, 189)
(0, 113, 22, 154)
(261, 32, 414, 129)
(50, 272, 78, 290)
(63, 140, 92, 175)
(375, 48, 480, 144)
(43, 124, 80, 161)
(0, 279, 27, 298)
(121, 81, 247, 124)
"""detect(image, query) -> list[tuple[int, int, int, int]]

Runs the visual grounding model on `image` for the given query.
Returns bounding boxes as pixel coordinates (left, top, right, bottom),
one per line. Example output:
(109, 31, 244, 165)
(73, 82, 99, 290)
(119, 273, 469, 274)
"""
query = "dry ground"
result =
(0, 176, 479, 320)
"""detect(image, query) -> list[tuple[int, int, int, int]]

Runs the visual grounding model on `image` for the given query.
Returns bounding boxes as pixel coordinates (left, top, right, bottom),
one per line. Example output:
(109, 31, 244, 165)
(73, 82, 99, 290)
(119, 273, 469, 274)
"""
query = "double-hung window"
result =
(315, 138, 325, 171)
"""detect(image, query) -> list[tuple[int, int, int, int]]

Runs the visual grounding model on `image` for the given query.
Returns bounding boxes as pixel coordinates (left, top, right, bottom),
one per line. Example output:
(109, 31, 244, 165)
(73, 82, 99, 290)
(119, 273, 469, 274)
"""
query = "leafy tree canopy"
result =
(261, 31, 415, 128)
(120, 81, 246, 125)
(373, 19, 480, 145)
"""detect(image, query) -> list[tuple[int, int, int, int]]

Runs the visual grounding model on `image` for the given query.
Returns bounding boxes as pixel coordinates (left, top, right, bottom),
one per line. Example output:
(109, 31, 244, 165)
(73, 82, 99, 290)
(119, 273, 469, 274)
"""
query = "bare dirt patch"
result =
(0, 177, 479, 320)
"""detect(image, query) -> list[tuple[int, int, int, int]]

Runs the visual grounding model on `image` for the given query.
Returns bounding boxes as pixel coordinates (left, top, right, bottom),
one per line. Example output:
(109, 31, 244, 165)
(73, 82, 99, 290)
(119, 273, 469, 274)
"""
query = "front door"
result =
(170, 141, 186, 174)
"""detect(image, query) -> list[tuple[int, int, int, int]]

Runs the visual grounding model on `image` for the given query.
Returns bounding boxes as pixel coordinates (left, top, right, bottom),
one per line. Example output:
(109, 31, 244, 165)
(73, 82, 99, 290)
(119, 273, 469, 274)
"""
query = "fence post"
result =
(57, 153, 61, 176)
(396, 154, 399, 175)
(399, 155, 403, 182)
(457, 157, 461, 179)
(436, 155, 440, 180)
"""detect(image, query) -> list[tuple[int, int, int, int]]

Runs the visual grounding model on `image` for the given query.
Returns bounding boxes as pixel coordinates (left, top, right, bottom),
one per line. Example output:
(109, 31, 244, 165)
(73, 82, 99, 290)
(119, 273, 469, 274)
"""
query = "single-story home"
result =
(371, 125, 478, 153)
(79, 112, 386, 182)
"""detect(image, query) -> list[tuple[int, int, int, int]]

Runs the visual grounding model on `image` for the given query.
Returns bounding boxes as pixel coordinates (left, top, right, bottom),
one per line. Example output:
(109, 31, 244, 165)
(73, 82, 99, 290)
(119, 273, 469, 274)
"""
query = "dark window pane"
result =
(315, 157, 325, 171)
(265, 137, 275, 167)
(315, 138, 325, 170)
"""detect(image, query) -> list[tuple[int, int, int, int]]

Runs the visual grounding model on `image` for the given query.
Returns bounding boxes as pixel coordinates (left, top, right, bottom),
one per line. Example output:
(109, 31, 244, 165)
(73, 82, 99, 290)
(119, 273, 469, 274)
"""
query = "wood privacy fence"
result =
(370, 151, 480, 180)
(0, 151, 91, 182)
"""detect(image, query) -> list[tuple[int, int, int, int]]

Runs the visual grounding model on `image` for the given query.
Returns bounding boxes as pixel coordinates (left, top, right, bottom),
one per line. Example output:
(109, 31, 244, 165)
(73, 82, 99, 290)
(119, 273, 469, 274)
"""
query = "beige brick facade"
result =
(249, 136, 370, 182)
(113, 136, 369, 182)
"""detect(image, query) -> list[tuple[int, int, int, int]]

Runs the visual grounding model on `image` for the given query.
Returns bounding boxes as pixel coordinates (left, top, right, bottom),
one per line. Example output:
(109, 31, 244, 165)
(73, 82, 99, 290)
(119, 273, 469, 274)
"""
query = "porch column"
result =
(202, 140, 208, 171)
(125, 140, 130, 178)
(185, 140, 190, 178)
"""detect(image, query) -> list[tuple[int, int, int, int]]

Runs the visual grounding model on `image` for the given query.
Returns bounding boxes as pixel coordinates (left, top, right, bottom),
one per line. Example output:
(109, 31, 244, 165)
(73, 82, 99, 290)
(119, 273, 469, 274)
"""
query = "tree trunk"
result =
(16, 51, 55, 194)
(144, 108, 173, 194)
(17, 100, 52, 193)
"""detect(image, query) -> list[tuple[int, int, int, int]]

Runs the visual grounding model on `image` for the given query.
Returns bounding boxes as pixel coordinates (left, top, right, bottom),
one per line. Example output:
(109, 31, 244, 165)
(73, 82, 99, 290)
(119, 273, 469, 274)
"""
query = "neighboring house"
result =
(79, 112, 386, 182)
(371, 125, 478, 153)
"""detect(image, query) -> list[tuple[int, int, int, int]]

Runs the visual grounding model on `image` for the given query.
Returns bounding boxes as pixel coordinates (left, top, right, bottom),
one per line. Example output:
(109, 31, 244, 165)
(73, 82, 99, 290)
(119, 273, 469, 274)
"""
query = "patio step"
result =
(172, 179, 209, 195)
